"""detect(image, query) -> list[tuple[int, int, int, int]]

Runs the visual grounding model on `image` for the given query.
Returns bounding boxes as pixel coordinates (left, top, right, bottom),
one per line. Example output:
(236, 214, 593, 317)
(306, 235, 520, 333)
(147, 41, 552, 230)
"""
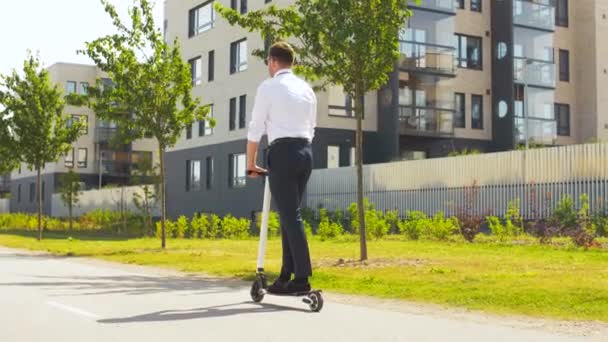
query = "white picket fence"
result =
(305, 143, 608, 219)
(51, 185, 160, 218)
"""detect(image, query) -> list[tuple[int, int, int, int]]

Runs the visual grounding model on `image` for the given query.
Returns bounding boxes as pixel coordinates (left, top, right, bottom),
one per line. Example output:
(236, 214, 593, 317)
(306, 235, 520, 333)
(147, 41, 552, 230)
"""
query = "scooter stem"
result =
(256, 177, 271, 272)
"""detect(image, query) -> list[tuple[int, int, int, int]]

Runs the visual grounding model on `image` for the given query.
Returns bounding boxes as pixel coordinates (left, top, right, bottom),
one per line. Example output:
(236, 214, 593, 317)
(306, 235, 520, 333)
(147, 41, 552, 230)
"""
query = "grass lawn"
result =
(0, 232, 607, 322)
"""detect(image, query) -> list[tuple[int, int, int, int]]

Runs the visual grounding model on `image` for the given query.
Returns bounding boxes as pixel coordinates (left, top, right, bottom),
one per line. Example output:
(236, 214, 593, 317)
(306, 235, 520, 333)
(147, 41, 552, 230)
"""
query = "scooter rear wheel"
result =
(307, 291, 323, 312)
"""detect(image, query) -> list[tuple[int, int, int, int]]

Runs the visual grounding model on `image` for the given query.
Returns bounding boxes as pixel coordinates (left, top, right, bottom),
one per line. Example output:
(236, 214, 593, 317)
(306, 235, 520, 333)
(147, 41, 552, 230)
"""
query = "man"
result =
(246, 41, 317, 294)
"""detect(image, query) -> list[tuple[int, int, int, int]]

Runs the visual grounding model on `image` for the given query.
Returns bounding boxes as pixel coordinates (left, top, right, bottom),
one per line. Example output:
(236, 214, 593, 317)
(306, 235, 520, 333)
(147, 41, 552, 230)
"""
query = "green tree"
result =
(215, 0, 414, 260)
(69, 0, 210, 248)
(0, 116, 18, 175)
(58, 170, 82, 231)
(132, 153, 159, 236)
(0, 53, 82, 240)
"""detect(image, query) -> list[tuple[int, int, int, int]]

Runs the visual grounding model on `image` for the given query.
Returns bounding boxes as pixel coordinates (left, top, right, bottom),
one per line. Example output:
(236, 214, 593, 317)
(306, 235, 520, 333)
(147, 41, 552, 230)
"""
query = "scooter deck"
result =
(261, 289, 322, 297)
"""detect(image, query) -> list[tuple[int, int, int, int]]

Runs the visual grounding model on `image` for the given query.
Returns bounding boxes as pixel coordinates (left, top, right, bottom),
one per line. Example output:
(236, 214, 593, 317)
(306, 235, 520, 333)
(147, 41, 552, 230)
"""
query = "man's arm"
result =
(246, 82, 270, 176)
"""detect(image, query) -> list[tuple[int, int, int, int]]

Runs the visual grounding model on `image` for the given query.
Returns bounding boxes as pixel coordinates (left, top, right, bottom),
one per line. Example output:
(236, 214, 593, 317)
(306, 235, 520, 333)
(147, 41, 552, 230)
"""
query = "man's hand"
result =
(247, 164, 267, 178)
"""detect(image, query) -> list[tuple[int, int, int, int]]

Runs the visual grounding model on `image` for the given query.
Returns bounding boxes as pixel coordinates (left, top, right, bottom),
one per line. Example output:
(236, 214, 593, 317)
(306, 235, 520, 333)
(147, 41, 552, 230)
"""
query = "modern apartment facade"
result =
(164, 0, 607, 218)
(8, 63, 158, 215)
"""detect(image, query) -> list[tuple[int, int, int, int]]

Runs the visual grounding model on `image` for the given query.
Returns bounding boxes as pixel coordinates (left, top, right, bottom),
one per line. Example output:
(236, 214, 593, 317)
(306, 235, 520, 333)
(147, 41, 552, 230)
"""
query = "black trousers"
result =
(267, 138, 313, 279)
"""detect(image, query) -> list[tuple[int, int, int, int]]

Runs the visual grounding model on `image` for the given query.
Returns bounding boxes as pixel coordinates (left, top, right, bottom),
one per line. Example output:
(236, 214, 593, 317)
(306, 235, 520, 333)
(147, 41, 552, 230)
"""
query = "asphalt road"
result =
(0, 246, 605, 342)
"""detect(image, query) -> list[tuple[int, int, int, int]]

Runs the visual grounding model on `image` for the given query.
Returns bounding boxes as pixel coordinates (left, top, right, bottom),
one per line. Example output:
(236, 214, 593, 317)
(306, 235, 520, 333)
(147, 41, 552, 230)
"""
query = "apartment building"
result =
(164, 0, 607, 218)
(0, 174, 9, 197)
(9, 63, 158, 215)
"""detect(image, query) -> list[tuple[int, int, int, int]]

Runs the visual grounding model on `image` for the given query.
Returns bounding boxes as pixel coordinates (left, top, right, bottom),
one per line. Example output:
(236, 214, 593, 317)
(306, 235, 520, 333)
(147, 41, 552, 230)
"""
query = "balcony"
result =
(96, 127, 118, 144)
(515, 117, 557, 145)
(399, 106, 454, 136)
(398, 41, 456, 75)
(514, 57, 555, 88)
(101, 160, 132, 176)
(408, 0, 455, 14)
(513, 0, 555, 31)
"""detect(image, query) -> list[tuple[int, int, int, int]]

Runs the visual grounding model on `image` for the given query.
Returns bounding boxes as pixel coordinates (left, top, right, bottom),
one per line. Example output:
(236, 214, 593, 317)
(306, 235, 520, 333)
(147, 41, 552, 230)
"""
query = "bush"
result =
(568, 194, 597, 248)
(553, 195, 577, 230)
(222, 215, 250, 239)
(256, 211, 280, 237)
(208, 214, 221, 239)
(175, 216, 189, 239)
(592, 216, 608, 237)
(384, 210, 400, 234)
(424, 212, 459, 241)
(398, 211, 427, 240)
(487, 200, 524, 242)
(304, 220, 313, 237)
(347, 199, 373, 234)
(365, 209, 389, 239)
(191, 213, 209, 239)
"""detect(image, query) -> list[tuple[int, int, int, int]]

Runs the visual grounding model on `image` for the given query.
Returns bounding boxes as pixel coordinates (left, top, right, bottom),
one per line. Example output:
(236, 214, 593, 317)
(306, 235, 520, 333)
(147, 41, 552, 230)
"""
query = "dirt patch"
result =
(314, 257, 428, 269)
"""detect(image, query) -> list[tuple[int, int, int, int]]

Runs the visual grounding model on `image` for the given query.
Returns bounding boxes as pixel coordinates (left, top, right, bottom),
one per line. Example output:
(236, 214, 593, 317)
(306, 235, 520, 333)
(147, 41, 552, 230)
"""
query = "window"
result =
(239, 95, 247, 129)
(229, 97, 237, 131)
(163, 19, 168, 39)
(79, 82, 89, 95)
(559, 49, 570, 82)
(240, 0, 247, 14)
(455, 34, 482, 70)
(186, 124, 193, 139)
(206, 156, 213, 189)
(327, 145, 340, 169)
(189, 56, 202, 86)
(65, 148, 74, 168)
(66, 81, 77, 94)
(29, 183, 35, 202)
(77, 148, 88, 168)
(556, 0, 569, 27)
(230, 39, 248, 74)
(41, 181, 45, 201)
(230, 0, 247, 13)
(199, 104, 214, 136)
(229, 153, 246, 188)
(186, 160, 201, 191)
(555, 103, 570, 136)
(231, 0, 237, 10)
(17, 184, 21, 202)
(188, 1, 215, 37)
(470, 0, 481, 12)
(208, 50, 215, 81)
(471, 94, 483, 129)
(68, 115, 88, 134)
(455, 0, 464, 9)
(350, 147, 356, 166)
(328, 86, 363, 117)
(454, 93, 465, 128)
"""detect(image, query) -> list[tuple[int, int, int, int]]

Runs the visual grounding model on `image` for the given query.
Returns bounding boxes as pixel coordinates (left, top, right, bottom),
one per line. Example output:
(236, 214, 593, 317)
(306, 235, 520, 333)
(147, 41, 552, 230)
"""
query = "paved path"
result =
(0, 247, 605, 342)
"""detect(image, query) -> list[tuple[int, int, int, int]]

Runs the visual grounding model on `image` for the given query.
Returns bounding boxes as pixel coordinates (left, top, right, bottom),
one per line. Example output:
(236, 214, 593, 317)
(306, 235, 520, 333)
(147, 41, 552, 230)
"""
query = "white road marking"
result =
(46, 301, 100, 319)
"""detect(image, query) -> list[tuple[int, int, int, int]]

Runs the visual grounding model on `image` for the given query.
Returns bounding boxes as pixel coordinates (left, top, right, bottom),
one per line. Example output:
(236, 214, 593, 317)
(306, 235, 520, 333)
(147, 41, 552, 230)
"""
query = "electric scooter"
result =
(248, 171, 324, 312)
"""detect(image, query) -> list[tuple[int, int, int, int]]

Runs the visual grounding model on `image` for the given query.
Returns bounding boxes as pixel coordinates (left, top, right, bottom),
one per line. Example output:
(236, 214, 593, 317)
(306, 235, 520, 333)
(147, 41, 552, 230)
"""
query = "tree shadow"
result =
(98, 302, 310, 324)
(0, 273, 246, 297)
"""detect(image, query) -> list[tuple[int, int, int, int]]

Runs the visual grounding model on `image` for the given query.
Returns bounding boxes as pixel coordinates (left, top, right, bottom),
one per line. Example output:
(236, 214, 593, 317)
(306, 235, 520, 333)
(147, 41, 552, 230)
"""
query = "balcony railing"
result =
(515, 117, 557, 145)
(399, 106, 454, 136)
(408, 0, 455, 13)
(101, 160, 132, 176)
(513, 0, 555, 31)
(398, 41, 456, 75)
(96, 127, 119, 144)
(514, 57, 555, 88)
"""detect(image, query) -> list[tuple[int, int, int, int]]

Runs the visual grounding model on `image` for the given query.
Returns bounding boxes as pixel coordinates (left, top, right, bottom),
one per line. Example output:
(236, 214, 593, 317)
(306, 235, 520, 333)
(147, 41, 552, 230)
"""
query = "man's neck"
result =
(274, 68, 292, 77)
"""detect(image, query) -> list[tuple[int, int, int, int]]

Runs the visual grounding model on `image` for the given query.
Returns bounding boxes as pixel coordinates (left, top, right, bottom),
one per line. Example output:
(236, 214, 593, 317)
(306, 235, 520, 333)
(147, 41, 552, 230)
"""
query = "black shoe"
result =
(284, 280, 311, 294)
(267, 279, 289, 294)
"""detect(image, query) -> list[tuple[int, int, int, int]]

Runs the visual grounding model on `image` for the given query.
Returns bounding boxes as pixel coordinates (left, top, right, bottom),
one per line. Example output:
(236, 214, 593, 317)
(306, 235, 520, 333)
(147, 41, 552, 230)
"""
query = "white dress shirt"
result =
(247, 69, 317, 144)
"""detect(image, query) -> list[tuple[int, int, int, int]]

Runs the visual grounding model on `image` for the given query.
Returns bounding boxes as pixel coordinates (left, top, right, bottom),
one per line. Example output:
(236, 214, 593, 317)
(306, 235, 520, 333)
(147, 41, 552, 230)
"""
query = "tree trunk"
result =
(159, 146, 166, 249)
(37, 167, 42, 241)
(354, 85, 367, 261)
(69, 199, 73, 232)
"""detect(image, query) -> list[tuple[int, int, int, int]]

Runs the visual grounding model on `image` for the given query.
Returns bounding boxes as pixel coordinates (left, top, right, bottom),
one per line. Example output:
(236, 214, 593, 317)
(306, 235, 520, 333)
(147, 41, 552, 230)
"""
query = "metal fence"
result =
(305, 143, 608, 219)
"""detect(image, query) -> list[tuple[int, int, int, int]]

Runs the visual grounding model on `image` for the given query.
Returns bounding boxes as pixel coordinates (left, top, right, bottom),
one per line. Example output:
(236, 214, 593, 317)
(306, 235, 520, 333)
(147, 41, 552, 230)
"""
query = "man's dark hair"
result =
(269, 41, 295, 66)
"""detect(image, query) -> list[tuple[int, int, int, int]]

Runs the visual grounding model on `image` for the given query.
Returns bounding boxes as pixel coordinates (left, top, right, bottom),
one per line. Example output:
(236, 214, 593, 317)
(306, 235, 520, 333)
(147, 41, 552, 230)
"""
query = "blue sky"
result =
(0, 0, 164, 75)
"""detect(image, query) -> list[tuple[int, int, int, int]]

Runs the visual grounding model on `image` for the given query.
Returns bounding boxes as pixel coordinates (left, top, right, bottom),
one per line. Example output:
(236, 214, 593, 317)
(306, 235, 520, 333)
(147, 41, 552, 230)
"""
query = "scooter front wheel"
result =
(250, 279, 265, 303)
(307, 291, 323, 312)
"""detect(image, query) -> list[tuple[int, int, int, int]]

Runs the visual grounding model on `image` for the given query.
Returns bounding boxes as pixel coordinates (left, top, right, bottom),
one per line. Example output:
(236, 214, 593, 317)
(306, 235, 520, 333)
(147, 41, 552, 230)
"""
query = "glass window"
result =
(189, 56, 202, 86)
(65, 149, 74, 168)
(208, 50, 215, 82)
(187, 160, 201, 191)
(454, 93, 465, 128)
(327, 146, 340, 169)
(239, 95, 247, 129)
(555, 0, 568, 27)
(29, 183, 35, 202)
(455, 34, 482, 70)
(189, 1, 215, 37)
(328, 86, 356, 117)
(17, 184, 21, 202)
(229, 97, 237, 131)
(66, 81, 77, 94)
(471, 94, 483, 129)
(230, 154, 246, 188)
(206, 157, 213, 189)
(199, 104, 214, 136)
(77, 148, 87, 168)
(556, 103, 570, 136)
(559, 49, 570, 82)
(455, 0, 464, 9)
(470, 0, 481, 12)
(79, 82, 89, 95)
(186, 123, 192, 139)
(230, 39, 248, 74)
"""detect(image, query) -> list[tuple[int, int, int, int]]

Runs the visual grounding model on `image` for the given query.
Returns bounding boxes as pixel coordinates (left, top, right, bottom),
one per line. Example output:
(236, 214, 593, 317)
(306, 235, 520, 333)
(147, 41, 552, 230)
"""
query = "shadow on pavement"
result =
(97, 302, 310, 323)
(0, 274, 245, 297)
